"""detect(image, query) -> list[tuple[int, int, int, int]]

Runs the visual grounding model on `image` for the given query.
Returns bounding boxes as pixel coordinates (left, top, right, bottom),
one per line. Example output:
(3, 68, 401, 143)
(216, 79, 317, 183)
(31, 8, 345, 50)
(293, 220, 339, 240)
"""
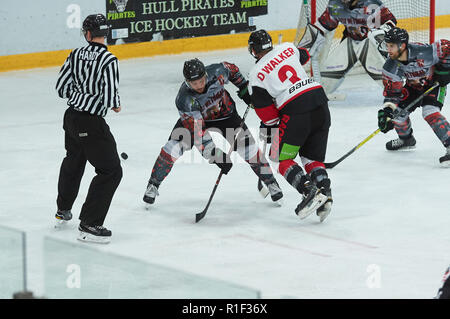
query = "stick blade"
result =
(195, 210, 206, 223)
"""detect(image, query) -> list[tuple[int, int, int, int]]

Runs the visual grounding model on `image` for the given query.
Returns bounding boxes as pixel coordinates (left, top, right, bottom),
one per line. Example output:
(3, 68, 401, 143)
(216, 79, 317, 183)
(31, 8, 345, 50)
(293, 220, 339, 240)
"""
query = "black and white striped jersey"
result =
(56, 42, 120, 117)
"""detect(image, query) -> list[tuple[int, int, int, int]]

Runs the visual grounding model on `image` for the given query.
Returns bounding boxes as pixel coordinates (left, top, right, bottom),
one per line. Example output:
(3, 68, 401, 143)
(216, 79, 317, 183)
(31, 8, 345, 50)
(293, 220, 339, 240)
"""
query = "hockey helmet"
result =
(248, 29, 273, 58)
(183, 58, 206, 81)
(82, 14, 110, 38)
(384, 27, 409, 46)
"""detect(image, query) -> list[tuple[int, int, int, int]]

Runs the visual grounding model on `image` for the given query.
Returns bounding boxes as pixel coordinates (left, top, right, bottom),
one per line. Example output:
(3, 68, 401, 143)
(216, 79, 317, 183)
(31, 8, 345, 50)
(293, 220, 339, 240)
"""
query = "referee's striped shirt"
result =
(56, 42, 120, 117)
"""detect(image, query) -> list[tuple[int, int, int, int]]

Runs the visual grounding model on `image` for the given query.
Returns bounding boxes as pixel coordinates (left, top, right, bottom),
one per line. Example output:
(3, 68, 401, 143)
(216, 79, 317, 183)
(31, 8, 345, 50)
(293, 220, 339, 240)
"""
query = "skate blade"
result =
(54, 219, 71, 229)
(273, 197, 284, 207)
(388, 146, 416, 152)
(77, 232, 111, 244)
(317, 202, 332, 223)
(439, 161, 450, 168)
(296, 193, 328, 220)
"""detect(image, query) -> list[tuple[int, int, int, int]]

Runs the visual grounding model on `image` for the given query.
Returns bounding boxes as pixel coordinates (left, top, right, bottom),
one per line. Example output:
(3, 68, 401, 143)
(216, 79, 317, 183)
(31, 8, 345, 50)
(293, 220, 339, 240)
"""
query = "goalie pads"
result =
(297, 23, 326, 58)
(320, 35, 387, 94)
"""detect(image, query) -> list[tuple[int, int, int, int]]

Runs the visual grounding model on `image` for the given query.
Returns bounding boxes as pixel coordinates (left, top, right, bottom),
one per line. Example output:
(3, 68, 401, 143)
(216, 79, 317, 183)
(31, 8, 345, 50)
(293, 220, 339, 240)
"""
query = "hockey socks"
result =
(424, 112, 450, 147)
(247, 151, 283, 203)
(149, 148, 177, 186)
(393, 117, 413, 139)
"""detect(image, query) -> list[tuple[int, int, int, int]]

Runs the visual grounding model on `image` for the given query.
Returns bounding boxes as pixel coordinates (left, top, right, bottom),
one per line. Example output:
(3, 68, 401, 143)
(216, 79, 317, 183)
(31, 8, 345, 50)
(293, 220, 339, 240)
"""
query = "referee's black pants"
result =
(57, 108, 122, 226)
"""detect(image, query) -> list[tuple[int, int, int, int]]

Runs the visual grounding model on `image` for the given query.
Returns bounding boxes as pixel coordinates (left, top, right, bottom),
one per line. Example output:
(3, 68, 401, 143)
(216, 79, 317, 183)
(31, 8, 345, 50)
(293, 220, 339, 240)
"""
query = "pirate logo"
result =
(112, 0, 128, 13)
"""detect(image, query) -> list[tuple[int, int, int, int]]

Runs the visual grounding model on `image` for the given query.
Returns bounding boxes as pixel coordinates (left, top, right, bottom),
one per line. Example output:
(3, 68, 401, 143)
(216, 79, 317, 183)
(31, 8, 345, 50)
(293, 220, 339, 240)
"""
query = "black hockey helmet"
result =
(82, 14, 110, 38)
(248, 29, 273, 58)
(183, 58, 206, 81)
(384, 27, 409, 46)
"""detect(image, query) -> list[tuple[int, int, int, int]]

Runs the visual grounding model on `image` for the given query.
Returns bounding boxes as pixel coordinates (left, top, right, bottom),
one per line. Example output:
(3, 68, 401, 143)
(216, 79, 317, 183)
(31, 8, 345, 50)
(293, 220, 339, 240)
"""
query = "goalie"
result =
(298, 0, 397, 96)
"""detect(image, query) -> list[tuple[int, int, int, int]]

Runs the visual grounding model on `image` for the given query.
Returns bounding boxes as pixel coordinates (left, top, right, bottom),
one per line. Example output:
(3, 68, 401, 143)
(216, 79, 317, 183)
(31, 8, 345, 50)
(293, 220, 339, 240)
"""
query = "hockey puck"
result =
(121, 152, 128, 160)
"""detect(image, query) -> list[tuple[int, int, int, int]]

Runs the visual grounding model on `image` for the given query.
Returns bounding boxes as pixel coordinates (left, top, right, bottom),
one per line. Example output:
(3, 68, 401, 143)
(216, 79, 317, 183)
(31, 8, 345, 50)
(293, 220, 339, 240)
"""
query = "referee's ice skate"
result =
(78, 223, 112, 244)
(55, 209, 72, 228)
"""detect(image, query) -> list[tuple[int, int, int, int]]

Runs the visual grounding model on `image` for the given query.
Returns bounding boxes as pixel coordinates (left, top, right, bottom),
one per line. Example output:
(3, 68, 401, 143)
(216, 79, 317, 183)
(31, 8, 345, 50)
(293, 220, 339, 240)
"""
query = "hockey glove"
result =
(434, 64, 450, 87)
(237, 84, 252, 106)
(259, 121, 278, 144)
(209, 148, 233, 175)
(378, 106, 394, 133)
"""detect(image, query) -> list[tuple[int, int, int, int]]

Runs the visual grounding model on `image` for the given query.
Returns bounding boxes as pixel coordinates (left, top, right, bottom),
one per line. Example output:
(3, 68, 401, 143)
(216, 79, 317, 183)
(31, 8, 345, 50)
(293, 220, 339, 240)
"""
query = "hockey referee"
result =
(54, 14, 122, 244)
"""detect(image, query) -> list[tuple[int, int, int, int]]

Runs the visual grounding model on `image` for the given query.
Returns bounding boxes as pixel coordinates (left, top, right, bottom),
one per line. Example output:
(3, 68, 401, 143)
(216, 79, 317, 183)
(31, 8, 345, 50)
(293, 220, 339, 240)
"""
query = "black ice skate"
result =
(386, 135, 416, 151)
(316, 179, 333, 223)
(267, 180, 284, 206)
(439, 146, 450, 167)
(55, 209, 72, 227)
(295, 182, 328, 220)
(143, 182, 159, 206)
(78, 223, 112, 244)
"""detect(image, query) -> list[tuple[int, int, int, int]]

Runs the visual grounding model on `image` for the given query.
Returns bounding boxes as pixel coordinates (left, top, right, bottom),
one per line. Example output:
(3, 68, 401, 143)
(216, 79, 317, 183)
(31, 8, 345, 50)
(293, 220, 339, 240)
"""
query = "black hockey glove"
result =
(378, 107, 394, 133)
(237, 84, 252, 106)
(210, 148, 233, 175)
(259, 121, 278, 144)
(434, 64, 450, 87)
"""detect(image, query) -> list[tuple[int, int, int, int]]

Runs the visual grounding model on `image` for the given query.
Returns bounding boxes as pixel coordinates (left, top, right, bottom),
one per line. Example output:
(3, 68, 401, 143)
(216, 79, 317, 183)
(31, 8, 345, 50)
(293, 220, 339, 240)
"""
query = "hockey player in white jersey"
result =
(298, 0, 397, 97)
(247, 30, 332, 222)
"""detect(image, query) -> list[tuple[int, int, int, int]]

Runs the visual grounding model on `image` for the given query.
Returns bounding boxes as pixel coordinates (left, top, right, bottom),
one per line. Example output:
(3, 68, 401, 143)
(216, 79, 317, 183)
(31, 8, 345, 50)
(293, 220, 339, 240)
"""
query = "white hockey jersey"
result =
(248, 42, 324, 125)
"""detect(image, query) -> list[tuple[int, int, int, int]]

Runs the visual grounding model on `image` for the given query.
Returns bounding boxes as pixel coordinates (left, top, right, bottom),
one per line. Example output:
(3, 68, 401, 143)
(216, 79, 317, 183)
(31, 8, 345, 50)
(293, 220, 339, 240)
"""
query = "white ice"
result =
(1, 30, 450, 299)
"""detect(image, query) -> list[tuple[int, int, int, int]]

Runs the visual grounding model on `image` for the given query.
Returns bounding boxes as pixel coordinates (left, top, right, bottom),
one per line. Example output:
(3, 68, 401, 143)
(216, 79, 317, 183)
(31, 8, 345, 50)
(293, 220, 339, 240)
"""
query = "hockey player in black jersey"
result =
(143, 59, 283, 207)
(377, 27, 450, 166)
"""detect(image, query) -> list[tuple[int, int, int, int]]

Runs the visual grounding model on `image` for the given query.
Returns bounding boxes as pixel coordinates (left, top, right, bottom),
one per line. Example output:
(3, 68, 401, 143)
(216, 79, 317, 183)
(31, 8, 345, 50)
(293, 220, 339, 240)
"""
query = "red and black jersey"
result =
(318, 0, 396, 41)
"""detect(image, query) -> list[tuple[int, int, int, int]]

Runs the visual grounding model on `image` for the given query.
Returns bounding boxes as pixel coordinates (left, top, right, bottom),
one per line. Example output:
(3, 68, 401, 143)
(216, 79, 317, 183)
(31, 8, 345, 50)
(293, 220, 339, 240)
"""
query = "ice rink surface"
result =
(1, 29, 450, 299)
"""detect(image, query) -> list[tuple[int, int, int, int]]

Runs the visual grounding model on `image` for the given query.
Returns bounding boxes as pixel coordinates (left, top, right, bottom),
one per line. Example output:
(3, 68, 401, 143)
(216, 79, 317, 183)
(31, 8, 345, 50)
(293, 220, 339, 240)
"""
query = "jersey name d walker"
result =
(249, 42, 321, 112)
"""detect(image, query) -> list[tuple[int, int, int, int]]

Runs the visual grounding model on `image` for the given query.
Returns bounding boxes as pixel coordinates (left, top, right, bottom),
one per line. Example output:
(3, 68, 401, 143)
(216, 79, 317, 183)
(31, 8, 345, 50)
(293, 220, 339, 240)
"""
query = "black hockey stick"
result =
(324, 82, 440, 169)
(257, 138, 270, 198)
(195, 104, 252, 223)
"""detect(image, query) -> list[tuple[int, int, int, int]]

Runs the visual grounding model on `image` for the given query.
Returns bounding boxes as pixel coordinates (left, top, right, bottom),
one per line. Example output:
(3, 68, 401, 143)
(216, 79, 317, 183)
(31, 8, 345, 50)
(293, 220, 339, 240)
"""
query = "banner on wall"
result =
(106, 0, 268, 44)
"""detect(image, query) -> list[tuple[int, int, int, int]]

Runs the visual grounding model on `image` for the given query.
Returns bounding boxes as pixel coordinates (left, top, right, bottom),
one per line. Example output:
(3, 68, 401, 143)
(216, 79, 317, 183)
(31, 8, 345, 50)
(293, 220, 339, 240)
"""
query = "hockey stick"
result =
(195, 104, 252, 223)
(257, 138, 270, 198)
(324, 82, 440, 169)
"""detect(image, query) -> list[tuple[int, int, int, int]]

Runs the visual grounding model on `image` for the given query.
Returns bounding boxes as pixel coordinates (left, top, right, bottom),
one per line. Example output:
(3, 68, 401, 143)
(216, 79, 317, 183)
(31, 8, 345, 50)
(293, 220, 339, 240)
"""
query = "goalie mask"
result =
(248, 30, 273, 58)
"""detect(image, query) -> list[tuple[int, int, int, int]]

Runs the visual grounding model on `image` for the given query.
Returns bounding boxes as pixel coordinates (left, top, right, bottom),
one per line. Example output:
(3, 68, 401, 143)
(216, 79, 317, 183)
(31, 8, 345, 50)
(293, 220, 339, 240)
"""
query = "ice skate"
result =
(267, 180, 284, 206)
(317, 188, 333, 223)
(386, 135, 416, 151)
(78, 223, 112, 244)
(55, 209, 72, 228)
(143, 182, 159, 208)
(295, 183, 328, 219)
(439, 146, 450, 167)
(315, 178, 333, 223)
